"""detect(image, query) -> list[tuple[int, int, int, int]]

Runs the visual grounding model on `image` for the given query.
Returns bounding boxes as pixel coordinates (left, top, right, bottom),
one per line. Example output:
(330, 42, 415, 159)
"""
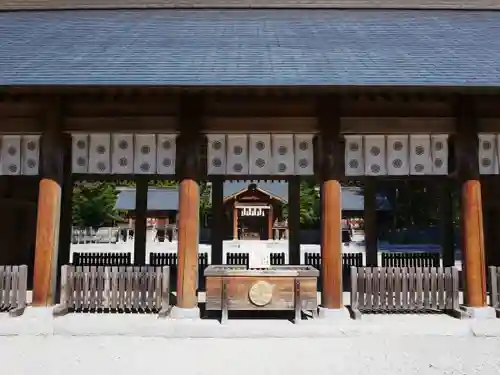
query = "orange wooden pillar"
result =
(455, 96, 492, 317)
(267, 205, 273, 240)
(171, 95, 203, 318)
(321, 180, 343, 309)
(32, 101, 65, 306)
(232, 204, 238, 240)
(176, 178, 200, 309)
(317, 95, 346, 316)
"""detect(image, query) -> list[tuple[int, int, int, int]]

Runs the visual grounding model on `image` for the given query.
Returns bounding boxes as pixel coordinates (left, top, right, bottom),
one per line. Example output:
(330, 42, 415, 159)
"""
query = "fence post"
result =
(490, 266, 498, 308)
(158, 266, 171, 318)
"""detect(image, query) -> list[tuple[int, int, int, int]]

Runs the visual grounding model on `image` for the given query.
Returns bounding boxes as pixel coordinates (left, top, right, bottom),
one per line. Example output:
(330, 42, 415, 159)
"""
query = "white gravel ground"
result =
(1, 336, 499, 375)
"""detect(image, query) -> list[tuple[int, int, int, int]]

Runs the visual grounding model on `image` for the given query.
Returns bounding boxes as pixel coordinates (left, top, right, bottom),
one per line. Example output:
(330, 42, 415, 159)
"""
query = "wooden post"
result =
(55, 134, 73, 302)
(364, 178, 378, 267)
(481, 179, 500, 269)
(485, 180, 500, 267)
(32, 99, 65, 306)
(267, 204, 274, 241)
(318, 95, 343, 309)
(438, 181, 455, 267)
(456, 96, 487, 307)
(211, 178, 224, 265)
(177, 178, 199, 308)
(288, 176, 301, 265)
(134, 178, 148, 265)
(175, 95, 202, 311)
(233, 204, 238, 240)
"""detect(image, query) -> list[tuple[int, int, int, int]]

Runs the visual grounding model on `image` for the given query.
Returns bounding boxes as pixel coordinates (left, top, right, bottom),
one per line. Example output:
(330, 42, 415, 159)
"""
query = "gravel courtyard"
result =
(2, 335, 499, 375)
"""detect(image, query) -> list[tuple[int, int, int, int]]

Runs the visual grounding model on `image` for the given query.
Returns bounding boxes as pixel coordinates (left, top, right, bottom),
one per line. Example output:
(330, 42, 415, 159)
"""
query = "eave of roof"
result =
(114, 183, 392, 211)
(223, 187, 288, 204)
(1, 9, 500, 87)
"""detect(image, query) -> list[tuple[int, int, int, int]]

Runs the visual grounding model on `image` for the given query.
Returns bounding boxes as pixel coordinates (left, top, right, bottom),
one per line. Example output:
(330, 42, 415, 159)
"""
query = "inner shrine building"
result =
(0, 5, 499, 317)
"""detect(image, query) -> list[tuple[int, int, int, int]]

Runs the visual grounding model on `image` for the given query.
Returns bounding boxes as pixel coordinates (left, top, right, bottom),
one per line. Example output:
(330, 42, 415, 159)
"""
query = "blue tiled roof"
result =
(115, 187, 180, 211)
(1, 10, 500, 86)
(115, 183, 391, 211)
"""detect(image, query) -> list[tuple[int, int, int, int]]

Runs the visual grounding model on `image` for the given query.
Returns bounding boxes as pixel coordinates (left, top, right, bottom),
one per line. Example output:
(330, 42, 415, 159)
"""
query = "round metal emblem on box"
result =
(248, 281, 274, 307)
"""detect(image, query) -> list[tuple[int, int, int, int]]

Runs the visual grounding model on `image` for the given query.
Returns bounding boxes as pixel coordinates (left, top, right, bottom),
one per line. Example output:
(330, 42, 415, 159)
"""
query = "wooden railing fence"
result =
(350, 266, 462, 319)
(303, 252, 363, 291)
(72, 252, 132, 266)
(488, 266, 500, 317)
(149, 253, 209, 291)
(226, 252, 249, 265)
(0, 265, 28, 317)
(54, 265, 170, 316)
(225, 252, 287, 266)
(381, 252, 440, 268)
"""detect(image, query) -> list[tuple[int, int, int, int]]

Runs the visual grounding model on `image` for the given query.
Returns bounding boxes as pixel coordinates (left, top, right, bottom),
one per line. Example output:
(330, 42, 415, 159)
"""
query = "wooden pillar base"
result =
(176, 178, 200, 309)
(321, 180, 343, 309)
(32, 178, 62, 306)
(461, 179, 487, 307)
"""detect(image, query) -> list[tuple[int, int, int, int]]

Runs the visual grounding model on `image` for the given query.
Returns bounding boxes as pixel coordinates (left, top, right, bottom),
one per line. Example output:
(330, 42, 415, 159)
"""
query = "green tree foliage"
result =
(72, 179, 213, 228)
(281, 182, 320, 228)
(199, 181, 212, 219)
(298, 182, 320, 228)
(72, 181, 121, 228)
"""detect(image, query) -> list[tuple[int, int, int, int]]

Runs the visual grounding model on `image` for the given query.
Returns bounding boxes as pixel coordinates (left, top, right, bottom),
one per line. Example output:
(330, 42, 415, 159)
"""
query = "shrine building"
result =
(115, 182, 391, 241)
(0, 2, 499, 317)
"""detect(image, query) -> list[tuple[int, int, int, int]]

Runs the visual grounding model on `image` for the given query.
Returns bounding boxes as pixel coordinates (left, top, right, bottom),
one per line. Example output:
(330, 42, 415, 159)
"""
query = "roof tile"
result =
(1, 9, 499, 86)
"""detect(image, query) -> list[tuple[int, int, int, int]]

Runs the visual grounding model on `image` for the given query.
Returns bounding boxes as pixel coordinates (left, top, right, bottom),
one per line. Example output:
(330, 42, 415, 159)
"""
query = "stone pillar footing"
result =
(318, 306, 352, 321)
(460, 306, 497, 319)
(169, 306, 201, 320)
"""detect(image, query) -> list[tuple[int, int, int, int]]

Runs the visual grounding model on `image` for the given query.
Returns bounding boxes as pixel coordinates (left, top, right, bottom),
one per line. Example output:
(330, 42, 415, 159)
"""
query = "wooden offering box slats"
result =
(204, 265, 319, 322)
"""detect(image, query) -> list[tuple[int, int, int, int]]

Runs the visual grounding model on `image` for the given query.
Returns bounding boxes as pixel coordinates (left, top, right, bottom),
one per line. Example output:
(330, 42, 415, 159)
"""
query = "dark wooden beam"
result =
(481, 179, 500, 268)
(438, 181, 455, 267)
(364, 178, 378, 267)
(64, 116, 178, 132)
(210, 178, 224, 265)
(133, 177, 148, 266)
(55, 133, 73, 301)
(288, 176, 301, 265)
